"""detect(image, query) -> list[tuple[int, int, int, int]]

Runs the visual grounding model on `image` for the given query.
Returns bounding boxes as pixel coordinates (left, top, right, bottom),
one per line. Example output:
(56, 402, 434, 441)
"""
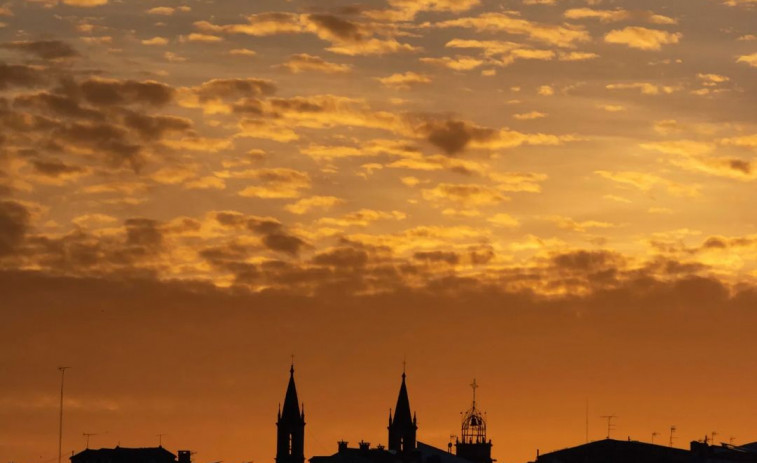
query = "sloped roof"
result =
(418, 442, 482, 463)
(71, 447, 176, 463)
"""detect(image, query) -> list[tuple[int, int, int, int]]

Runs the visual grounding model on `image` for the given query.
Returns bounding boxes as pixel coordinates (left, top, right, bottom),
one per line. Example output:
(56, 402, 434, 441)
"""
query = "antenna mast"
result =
(83, 433, 98, 449)
(652, 432, 658, 444)
(669, 426, 677, 447)
(58, 367, 70, 463)
(585, 399, 589, 443)
(600, 415, 617, 439)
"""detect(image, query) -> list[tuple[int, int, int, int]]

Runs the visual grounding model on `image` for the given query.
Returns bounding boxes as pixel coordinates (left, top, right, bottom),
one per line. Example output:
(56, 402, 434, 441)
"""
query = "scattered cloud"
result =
(422, 183, 509, 206)
(194, 13, 418, 56)
(0, 40, 78, 60)
(280, 54, 351, 73)
(513, 111, 547, 120)
(377, 72, 432, 89)
(737, 52, 757, 67)
(231, 168, 312, 199)
(606, 82, 677, 94)
(595, 170, 699, 197)
(564, 8, 677, 24)
(285, 196, 344, 214)
(432, 12, 591, 48)
(420, 56, 484, 70)
(605, 27, 682, 50)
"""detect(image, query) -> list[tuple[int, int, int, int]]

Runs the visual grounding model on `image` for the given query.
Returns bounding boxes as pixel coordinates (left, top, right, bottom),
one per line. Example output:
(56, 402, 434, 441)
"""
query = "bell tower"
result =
(455, 379, 493, 463)
(276, 364, 305, 463)
(388, 370, 417, 455)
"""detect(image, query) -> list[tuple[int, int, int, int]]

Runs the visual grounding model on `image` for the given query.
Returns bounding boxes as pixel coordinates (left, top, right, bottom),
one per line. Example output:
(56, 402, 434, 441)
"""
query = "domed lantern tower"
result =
(455, 379, 493, 463)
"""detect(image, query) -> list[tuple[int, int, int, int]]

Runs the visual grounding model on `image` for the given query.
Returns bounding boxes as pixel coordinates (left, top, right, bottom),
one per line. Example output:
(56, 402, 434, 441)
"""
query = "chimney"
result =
(359, 442, 370, 452)
(178, 451, 191, 463)
(338, 441, 349, 453)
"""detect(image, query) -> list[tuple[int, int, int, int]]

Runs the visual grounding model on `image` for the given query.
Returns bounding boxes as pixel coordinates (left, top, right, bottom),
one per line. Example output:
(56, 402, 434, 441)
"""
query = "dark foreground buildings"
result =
(279, 365, 757, 463)
(284, 366, 494, 463)
(533, 438, 757, 463)
(67, 366, 757, 463)
(71, 447, 192, 463)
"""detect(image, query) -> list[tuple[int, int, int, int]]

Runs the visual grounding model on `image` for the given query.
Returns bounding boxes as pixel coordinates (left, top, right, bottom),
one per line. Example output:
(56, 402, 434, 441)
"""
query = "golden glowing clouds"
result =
(377, 72, 432, 89)
(433, 13, 590, 48)
(280, 54, 352, 74)
(194, 12, 419, 56)
(737, 52, 757, 67)
(2, 4, 757, 463)
(604, 26, 682, 50)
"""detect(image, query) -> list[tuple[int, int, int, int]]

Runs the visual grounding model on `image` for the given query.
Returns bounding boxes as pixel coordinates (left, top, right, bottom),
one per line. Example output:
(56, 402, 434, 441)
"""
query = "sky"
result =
(1, 0, 757, 463)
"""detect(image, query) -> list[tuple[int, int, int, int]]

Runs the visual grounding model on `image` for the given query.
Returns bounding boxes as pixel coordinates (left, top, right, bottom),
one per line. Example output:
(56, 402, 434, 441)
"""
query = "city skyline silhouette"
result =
(1, 1, 756, 463)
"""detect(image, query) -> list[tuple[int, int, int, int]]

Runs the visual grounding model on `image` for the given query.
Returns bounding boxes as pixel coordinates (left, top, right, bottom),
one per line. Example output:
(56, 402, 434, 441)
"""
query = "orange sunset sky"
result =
(1, 0, 757, 463)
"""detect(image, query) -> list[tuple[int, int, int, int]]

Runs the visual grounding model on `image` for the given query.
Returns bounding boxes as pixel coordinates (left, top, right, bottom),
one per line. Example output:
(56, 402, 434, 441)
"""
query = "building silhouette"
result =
(277, 364, 306, 463)
(387, 371, 417, 456)
(532, 438, 757, 463)
(454, 380, 493, 463)
(286, 366, 493, 463)
(64, 366, 757, 463)
(70, 447, 191, 463)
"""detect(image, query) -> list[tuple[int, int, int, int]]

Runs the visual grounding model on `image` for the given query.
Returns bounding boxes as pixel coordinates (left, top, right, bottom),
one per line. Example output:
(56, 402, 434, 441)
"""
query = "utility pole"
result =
(58, 367, 70, 463)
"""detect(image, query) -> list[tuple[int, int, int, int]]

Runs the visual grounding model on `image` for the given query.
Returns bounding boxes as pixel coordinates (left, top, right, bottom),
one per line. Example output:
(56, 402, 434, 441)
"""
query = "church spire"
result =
(281, 364, 301, 421)
(277, 363, 305, 463)
(388, 369, 417, 455)
(393, 372, 412, 425)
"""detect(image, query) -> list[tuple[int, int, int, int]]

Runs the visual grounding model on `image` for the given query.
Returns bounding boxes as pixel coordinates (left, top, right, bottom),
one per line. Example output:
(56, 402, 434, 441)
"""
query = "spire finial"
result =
(402, 355, 406, 379)
(471, 378, 478, 406)
(290, 354, 295, 375)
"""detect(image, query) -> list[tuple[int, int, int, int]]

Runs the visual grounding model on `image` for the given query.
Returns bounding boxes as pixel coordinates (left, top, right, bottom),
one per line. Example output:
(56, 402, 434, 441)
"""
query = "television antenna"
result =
(600, 415, 617, 439)
(669, 426, 677, 447)
(82, 433, 102, 449)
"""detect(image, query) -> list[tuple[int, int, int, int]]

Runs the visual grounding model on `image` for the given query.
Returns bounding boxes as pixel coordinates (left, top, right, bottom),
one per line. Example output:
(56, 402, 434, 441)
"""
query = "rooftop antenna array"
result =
(600, 415, 617, 439)
(82, 433, 100, 449)
(669, 426, 677, 447)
